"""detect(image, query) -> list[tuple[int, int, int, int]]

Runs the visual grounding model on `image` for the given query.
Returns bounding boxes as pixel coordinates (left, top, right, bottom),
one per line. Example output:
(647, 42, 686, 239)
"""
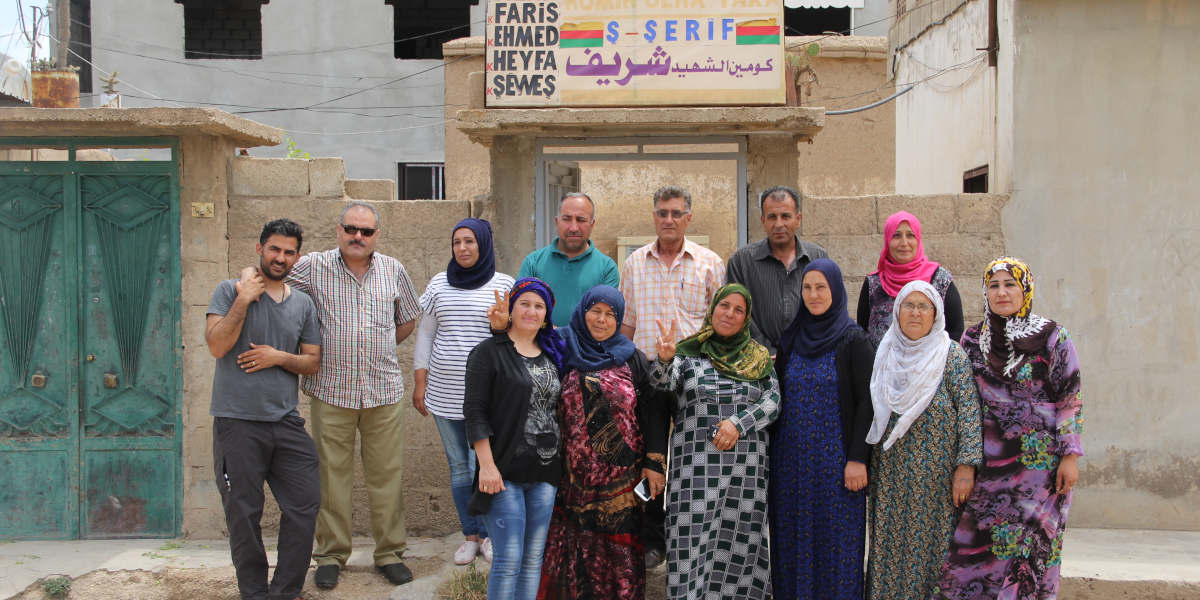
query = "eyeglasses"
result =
(899, 302, 935, 314)
(341, 224, 377, 237)
(654, 209, 690, 219)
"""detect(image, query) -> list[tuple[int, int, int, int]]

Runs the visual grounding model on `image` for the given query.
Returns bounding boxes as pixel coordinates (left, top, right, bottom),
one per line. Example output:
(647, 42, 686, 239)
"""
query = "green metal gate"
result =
(0, 139, 182, 539)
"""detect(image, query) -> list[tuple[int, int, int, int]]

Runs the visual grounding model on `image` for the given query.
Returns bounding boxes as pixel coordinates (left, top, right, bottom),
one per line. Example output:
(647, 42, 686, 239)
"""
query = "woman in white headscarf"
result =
(864, 280, 983, 600)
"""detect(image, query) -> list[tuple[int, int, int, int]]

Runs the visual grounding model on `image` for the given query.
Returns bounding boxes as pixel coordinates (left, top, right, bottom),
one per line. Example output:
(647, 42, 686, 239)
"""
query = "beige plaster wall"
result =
(1002, 0, 1200, 530)
(181, 155, 469, 538)
(790, 37, 895, 197)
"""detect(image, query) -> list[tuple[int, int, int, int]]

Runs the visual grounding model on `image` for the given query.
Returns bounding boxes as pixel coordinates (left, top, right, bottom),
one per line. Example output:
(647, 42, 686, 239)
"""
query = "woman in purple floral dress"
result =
(932, 257, 1083, 600)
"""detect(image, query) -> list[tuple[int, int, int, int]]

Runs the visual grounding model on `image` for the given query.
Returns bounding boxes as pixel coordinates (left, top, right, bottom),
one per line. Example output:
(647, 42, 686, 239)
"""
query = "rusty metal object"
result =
(31, 69, 80, 108)
(103, 373, 118, 389)
(30, 372, 46, 388)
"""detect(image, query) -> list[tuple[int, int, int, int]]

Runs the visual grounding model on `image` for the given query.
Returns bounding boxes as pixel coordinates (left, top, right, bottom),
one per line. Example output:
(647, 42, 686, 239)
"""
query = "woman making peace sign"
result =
(650, 283, 780, 600)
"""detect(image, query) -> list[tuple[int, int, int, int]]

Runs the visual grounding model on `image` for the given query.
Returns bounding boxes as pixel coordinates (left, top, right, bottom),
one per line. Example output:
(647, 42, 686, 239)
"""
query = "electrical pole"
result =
(55, 0, 71, 67)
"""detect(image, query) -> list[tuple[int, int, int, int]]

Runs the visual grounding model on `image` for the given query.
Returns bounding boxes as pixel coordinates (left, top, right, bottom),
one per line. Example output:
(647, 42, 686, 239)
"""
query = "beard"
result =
(260, 257, 290, 281)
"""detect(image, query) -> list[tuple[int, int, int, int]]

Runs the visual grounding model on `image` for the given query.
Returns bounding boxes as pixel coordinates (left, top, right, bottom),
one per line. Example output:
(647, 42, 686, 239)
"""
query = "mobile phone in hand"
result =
(634, 477, 652, 502)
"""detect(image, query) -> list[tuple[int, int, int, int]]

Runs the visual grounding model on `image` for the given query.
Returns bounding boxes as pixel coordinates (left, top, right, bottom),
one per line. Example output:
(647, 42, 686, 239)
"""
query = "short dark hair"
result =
(259, 218, 303, 249)
(653, 185, 692, 211)
(759, 185, 801, 212)
(558, 192, 596, 218)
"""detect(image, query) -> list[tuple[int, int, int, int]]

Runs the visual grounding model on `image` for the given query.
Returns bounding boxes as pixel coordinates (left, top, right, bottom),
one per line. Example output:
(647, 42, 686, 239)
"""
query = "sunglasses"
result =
(341, 224, 378, 237)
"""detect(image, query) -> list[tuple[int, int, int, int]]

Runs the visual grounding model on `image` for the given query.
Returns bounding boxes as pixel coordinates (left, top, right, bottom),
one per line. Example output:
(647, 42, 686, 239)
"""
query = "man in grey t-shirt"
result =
(205, 219, 322, 600)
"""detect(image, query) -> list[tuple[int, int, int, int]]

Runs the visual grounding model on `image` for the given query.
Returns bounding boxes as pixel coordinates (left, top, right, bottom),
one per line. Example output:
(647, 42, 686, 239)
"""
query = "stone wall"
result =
(181, 155, 469, 538)
(804, 193, 1008, 327)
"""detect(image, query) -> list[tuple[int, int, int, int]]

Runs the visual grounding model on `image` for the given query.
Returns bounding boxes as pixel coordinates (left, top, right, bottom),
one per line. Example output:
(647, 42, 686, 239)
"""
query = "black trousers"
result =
(214, 415, 321, 600)
(641, 388, 672, 555)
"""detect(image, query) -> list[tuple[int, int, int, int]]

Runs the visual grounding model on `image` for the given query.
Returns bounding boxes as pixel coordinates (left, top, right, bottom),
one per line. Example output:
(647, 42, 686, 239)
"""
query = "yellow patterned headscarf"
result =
(979, 257, 1056, 380)
(984, 257, 1035, 318)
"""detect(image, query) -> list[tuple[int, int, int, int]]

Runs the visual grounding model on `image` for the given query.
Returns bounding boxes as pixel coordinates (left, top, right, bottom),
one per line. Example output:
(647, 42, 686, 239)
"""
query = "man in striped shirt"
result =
(285, 202, 420, 589)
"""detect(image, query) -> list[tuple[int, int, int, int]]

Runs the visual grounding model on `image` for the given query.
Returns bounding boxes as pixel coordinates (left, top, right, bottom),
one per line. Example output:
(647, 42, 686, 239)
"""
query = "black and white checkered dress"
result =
(652, 355, 780, 600)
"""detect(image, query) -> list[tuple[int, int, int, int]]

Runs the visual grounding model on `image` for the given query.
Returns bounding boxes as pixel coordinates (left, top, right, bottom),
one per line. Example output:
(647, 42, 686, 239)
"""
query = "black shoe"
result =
(645, 548, 665, 569)
(314, 564, 340, 589)
(377, 562, 413, 586)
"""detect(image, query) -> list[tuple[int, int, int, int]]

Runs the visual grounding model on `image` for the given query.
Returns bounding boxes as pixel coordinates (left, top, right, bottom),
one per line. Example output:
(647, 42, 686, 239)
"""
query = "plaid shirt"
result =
(287, 248, 420, 409)
(620, 238, 725, 358)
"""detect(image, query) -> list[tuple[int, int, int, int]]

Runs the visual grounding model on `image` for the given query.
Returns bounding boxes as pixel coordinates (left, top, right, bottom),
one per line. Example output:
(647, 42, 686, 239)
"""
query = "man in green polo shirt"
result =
(518, 192, 620, 326)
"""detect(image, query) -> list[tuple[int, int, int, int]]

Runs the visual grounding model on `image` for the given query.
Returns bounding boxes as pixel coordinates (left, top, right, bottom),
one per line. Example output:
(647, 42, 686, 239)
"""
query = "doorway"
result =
(535, 137, 748, 261)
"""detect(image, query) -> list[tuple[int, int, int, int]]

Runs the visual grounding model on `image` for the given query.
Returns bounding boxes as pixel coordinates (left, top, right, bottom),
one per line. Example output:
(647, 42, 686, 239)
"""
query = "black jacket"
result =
(463, 334, 563, 486)
(774, 326, 875, 465)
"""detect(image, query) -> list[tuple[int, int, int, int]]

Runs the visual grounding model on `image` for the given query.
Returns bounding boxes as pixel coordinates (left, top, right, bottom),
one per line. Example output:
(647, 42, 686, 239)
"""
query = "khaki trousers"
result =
(310, 397, 407, 567)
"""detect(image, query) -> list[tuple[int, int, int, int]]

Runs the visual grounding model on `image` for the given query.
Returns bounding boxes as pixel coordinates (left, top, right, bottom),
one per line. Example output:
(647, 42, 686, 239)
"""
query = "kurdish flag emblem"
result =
(736, 19, 781, 45)
(560, 22, 605, 48)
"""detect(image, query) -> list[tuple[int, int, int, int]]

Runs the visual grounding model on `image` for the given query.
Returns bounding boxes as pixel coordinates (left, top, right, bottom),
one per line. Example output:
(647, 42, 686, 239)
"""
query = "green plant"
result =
(786, 42, 821, 103)
(42, 576, 71, 598)
(437, 564, 488, 599)
(30, 59, 79, 72)
(284, 137, 312, 159)
(158, 541, 182, 551)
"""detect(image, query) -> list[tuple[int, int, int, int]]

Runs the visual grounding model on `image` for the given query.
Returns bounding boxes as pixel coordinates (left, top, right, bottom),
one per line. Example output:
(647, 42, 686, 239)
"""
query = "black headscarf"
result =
(777, 258, 859, 359)
(446, 218, 496, 290)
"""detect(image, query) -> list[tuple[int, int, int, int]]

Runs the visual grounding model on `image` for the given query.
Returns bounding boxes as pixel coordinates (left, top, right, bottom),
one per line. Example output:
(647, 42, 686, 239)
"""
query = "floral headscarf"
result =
(978, 257, 1057, 381)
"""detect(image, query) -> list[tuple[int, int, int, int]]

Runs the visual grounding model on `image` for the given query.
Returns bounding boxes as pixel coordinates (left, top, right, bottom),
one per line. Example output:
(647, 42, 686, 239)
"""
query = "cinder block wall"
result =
(192, 156, 470, 538)
(803, 193, 1009, 328)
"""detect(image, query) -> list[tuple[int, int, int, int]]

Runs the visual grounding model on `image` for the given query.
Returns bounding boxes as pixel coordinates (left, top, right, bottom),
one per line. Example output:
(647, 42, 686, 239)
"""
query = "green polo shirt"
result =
(518, 238, 620, 326)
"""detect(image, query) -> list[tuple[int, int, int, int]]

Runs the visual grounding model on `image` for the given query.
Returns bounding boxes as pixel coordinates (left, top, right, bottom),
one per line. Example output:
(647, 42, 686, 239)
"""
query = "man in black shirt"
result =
(726, 186, 829, 355)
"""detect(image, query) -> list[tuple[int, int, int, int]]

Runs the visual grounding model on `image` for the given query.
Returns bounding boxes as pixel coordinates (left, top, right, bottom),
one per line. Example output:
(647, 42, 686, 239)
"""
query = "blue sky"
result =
(1, 0, 49, 65)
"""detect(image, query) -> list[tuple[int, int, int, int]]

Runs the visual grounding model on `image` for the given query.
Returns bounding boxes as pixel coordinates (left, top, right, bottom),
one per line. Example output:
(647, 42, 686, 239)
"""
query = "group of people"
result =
(205, 184, 1083, 600)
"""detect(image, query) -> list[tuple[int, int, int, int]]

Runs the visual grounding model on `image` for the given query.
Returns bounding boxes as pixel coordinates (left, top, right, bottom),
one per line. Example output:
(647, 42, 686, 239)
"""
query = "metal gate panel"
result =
(0, 146, 181, 540)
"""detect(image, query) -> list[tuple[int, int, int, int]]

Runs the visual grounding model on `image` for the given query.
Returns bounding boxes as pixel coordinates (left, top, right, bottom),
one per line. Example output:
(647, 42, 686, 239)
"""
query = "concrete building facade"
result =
(81, 0, 485, 187)
(890, 0, 1200, 530)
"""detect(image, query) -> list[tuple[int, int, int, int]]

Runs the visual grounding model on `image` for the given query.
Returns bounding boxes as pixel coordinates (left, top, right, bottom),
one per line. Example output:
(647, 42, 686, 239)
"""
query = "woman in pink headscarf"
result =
(856, 211, 964, 347)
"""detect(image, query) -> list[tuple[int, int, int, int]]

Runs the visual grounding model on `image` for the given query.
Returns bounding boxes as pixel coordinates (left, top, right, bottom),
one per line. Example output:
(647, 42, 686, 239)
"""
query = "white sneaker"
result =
(454, 540, 480, 565)
(479, 538, 494, 562)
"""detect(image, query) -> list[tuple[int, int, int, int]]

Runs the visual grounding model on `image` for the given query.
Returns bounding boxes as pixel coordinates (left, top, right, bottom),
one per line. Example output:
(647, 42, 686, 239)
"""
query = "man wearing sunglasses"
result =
(283, 201, 421, 589)
(617, 185, 725, 568)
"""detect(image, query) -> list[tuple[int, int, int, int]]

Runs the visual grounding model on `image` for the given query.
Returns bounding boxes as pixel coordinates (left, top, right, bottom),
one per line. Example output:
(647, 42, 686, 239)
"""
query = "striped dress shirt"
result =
(412, 271, 515, 419)
(287, 248, 420, 409)
(620, 238, 725, 358)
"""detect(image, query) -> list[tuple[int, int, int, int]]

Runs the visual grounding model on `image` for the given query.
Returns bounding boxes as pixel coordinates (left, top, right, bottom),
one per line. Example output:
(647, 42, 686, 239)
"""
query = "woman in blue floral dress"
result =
(933, 257, 1083, 600)
(770, 258, 875, 600)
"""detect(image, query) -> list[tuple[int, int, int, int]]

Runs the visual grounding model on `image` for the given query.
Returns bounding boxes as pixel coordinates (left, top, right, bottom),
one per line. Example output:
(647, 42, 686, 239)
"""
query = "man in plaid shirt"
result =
(285, 202, 420, 589)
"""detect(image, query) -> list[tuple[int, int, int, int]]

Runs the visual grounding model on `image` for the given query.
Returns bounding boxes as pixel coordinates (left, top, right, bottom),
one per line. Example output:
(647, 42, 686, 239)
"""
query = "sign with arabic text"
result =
(485, 0, 786, 107)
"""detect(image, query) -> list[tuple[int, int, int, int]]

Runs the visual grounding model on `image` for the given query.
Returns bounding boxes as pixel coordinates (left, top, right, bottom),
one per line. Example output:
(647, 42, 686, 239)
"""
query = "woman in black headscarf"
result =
(770, 258, 875, 600)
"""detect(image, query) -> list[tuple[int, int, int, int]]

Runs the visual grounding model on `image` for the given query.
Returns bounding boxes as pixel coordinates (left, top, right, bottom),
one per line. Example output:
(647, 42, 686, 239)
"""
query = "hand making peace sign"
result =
(655, 318, 678, 362)
(487, 289, 511, 331)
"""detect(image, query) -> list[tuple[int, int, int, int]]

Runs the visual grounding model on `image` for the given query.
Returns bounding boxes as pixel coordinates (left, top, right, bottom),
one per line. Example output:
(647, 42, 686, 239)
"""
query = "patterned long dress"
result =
(863, 267, 954, 346)
(770, 350, 866, 600)
(539, 364, 660, 600)
(933, 326, 1083, 600)
(867, 343, 983, 600)
(651, 355, 779, 600)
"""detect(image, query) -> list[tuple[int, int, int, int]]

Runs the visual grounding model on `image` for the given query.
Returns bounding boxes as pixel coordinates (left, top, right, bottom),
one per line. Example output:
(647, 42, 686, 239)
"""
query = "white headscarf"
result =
(867, 280, 951, 450)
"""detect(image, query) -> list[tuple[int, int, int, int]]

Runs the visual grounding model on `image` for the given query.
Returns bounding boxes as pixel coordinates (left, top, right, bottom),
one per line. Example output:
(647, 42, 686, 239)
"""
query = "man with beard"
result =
(284, 202, 420, 589)
(726, 185, 828, 355)
(519, 192, 620, 327)
(205, 218, 322, 600)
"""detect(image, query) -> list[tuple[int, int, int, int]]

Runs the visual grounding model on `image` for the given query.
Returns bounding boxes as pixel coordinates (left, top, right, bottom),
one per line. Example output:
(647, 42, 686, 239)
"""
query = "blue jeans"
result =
(484, 481, 556, 600)
(433, 415, 487, 538)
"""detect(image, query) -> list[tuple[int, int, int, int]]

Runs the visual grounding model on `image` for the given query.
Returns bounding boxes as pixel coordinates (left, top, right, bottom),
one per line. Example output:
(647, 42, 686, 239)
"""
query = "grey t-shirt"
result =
(207, 279, 321, 421)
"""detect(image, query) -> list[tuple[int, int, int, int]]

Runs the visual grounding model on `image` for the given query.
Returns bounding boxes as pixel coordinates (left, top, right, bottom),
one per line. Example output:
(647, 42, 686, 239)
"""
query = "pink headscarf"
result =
(872, 211, 940, 297)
